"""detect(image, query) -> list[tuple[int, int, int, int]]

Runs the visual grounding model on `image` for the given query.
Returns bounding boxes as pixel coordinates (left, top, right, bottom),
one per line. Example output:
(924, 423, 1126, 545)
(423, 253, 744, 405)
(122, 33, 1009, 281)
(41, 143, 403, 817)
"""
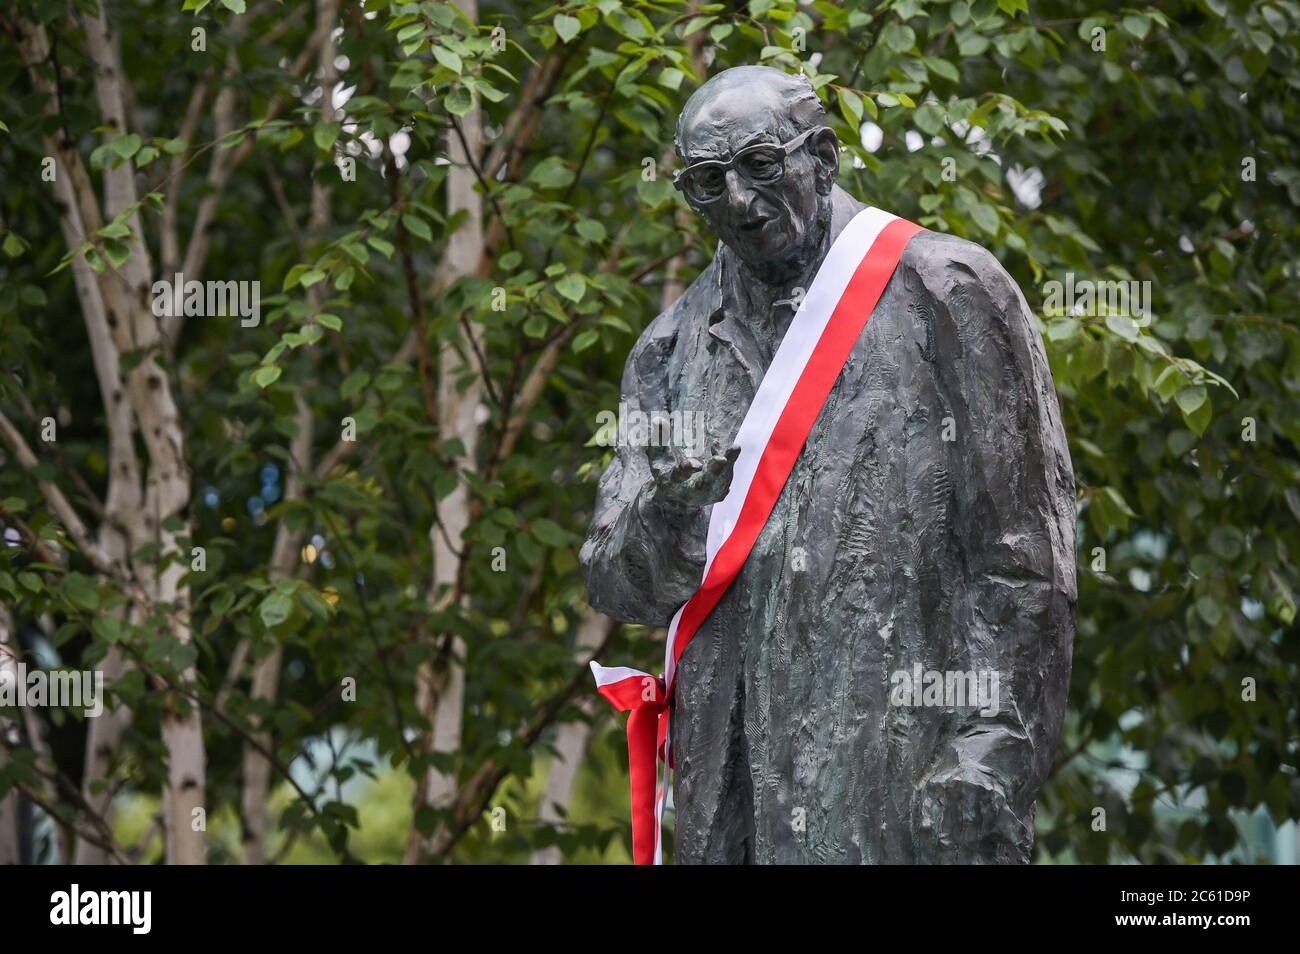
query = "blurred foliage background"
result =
(0, 0, 1296, 864)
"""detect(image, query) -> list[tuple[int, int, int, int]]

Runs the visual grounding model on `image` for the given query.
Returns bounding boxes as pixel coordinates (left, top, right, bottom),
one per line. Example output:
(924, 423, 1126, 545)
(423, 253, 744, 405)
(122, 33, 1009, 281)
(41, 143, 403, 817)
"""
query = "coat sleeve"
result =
(910, 237, 1077, 863)
(579, 318, 710, 627)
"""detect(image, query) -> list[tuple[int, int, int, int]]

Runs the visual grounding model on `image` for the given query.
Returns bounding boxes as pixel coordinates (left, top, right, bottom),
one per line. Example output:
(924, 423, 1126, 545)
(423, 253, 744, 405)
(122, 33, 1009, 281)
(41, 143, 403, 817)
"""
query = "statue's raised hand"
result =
(646, 440, 740, 514)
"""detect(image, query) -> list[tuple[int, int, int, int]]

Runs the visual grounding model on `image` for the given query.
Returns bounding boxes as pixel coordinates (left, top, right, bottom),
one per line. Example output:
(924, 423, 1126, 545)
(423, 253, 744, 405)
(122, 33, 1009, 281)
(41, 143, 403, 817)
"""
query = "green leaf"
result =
(402, 213, 432, 241)
(1121, 14, 1151, 40)
(837, 87, 864, 127)
(1208, 526, 1243, 561)
(106, 223, 138, 248)
(298, 587, 334, 621)
(1105, 314, 1140, 341)
(914, 103, 944, 135)
(683, 15, 714, 37)
(531, 518, 570, 547)
(110, 133, 142, 159)
(341, 370, 370, 399)
(530, 157, 574, 190)
(63, 573, 99, 610)
(556, 272, 586, 303)
(1046, 318, 1080, 342)
(970, 202, 999, 236)
(103, 240, 131, 268)
(1177, 386, 1212, 435)
(575, 219, 606, 244)
(881, 23, 916, 53)
(92, 615, 127, 644)
(554, 14, 581, 43)
(396, 23, 426, 43)
(659, 67, 685, 91)
(924, 57, 960, 83)
(445, 88, 474, 116)
(259, 592, 293, 628)
(210, 590, 235, 617)
(221, 0, 247, 12)
(283, 263, 308, 291)
(433, 46, 463, 74)
(1195, 596, 1223, 626)
(253, 365, 282, 389)
(1174, 385, 1207, 417)
(314, 122, 341, 152)
(1153, 365, 1186, 401)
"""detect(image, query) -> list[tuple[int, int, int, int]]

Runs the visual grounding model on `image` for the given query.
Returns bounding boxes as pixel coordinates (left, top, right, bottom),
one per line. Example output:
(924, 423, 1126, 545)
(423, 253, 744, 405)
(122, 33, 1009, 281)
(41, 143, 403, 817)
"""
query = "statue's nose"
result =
(723, 168, 754, 214)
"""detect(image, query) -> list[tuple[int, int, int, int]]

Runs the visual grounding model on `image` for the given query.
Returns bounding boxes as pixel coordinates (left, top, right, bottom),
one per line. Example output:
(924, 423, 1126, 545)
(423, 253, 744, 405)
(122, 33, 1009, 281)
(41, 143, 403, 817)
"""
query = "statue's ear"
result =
(811, 127, 840, 195)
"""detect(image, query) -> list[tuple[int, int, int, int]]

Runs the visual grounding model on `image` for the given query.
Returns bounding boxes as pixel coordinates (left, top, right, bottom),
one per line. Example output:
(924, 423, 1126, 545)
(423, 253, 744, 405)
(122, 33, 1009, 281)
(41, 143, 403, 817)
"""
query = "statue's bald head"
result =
(675, 66, 827, 161)
(672, 66, 838, 276)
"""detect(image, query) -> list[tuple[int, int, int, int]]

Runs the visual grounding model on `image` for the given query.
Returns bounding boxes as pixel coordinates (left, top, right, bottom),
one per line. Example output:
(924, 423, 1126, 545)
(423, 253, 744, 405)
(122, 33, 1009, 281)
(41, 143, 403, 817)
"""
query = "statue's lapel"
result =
(705, 243, 767, 397)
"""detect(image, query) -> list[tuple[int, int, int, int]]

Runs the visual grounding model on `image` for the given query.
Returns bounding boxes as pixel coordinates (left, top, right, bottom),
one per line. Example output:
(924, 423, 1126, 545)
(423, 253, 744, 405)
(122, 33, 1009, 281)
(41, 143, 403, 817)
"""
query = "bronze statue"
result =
(581, 65, 1076, 864)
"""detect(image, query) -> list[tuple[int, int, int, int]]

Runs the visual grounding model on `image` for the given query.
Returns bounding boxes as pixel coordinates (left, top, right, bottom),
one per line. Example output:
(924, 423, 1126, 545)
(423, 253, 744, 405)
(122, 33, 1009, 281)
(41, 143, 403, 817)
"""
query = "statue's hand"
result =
(647, 441, 740, 514)
(916, 764, 1028, 861)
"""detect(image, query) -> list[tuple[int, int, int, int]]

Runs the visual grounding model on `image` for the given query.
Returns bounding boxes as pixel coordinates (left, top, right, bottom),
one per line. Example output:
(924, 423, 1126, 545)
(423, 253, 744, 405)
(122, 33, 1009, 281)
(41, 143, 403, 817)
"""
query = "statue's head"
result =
(674, 66, 839, 275)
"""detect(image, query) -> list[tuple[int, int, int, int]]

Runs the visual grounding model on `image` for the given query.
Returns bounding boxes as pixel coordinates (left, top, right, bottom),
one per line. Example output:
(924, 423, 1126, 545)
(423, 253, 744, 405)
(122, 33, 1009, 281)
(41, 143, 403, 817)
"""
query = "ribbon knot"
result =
(590, 662, 669, 865)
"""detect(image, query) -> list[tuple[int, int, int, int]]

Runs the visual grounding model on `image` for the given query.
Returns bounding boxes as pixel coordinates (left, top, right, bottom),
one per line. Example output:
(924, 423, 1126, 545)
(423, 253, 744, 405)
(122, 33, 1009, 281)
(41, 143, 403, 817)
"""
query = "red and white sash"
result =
(591, 206, 925, 864)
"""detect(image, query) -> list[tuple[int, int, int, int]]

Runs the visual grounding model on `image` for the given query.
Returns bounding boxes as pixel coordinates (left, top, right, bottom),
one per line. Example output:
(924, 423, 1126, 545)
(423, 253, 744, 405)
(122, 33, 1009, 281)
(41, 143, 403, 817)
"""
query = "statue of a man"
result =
(581, 65, 1076, 864)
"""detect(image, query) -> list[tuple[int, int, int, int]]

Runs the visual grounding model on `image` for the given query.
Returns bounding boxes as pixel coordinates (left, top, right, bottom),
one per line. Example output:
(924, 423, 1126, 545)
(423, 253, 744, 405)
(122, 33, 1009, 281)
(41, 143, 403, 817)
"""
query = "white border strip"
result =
(589, 661, 652, 688)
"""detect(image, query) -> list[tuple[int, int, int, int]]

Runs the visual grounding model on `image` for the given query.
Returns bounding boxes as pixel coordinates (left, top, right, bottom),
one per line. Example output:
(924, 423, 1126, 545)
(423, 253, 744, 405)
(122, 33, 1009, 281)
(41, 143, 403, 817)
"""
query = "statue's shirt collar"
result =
(706, 239, 822, 387)
(705, 243, 770, 390)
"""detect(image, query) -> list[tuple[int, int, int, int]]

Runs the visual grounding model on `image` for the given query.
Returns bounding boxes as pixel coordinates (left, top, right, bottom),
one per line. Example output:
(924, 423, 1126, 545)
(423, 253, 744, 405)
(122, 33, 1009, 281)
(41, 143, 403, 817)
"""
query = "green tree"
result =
(0, 0, 1294, 864)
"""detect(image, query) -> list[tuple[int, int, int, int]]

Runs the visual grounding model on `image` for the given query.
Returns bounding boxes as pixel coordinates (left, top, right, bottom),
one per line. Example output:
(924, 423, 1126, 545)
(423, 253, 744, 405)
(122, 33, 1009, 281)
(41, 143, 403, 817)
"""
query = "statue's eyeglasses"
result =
(673, 127, 827, 205)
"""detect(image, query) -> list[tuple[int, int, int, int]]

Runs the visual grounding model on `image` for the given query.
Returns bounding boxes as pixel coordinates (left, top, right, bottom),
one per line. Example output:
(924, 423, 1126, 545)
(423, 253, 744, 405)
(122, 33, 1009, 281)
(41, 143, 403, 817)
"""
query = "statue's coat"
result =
(581, 185, 1076, 864)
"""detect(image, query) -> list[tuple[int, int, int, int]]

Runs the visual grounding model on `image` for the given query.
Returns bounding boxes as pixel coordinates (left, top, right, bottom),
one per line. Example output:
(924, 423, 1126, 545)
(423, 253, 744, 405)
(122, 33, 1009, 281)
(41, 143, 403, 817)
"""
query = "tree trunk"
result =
(406, 0, 483, 864)
(530, 611, 611, 864)
(239, 0, 337, 864)
(12, 12, 147, 866)
(74, 645, 133, 864)
(241, 395, 314, 863)
(81, 5, 208, 865)
(0, 605, 21, 864)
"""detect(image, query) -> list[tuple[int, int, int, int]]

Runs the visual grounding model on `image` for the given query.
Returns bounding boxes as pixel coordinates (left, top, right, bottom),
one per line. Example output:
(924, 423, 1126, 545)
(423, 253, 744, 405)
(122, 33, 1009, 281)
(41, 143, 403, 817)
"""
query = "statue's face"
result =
(678, 91, 827, 272)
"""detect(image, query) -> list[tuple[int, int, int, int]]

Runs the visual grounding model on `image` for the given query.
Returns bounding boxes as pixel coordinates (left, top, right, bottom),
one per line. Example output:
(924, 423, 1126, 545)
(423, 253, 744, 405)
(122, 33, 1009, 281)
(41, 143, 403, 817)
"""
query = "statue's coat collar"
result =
(700, 185, 867, 390)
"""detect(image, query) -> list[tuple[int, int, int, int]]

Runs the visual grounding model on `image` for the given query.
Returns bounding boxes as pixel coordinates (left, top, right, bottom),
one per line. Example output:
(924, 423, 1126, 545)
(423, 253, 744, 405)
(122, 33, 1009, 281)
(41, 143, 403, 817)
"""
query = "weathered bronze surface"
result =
(581, 66, 1076, 863)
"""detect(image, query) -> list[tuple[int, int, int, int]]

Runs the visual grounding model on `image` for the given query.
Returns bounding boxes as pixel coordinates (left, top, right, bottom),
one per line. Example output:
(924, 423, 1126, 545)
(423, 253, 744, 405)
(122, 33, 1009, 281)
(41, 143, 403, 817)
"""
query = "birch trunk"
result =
(239, 0, 337, 865)
(81, 7, 208, 865)
(0, 605, 20, 864)
(240, 395, 314, 863)
(406, 0, 482, 863)
(529, 611, 611, 864)
(12, 12, 147, 865)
